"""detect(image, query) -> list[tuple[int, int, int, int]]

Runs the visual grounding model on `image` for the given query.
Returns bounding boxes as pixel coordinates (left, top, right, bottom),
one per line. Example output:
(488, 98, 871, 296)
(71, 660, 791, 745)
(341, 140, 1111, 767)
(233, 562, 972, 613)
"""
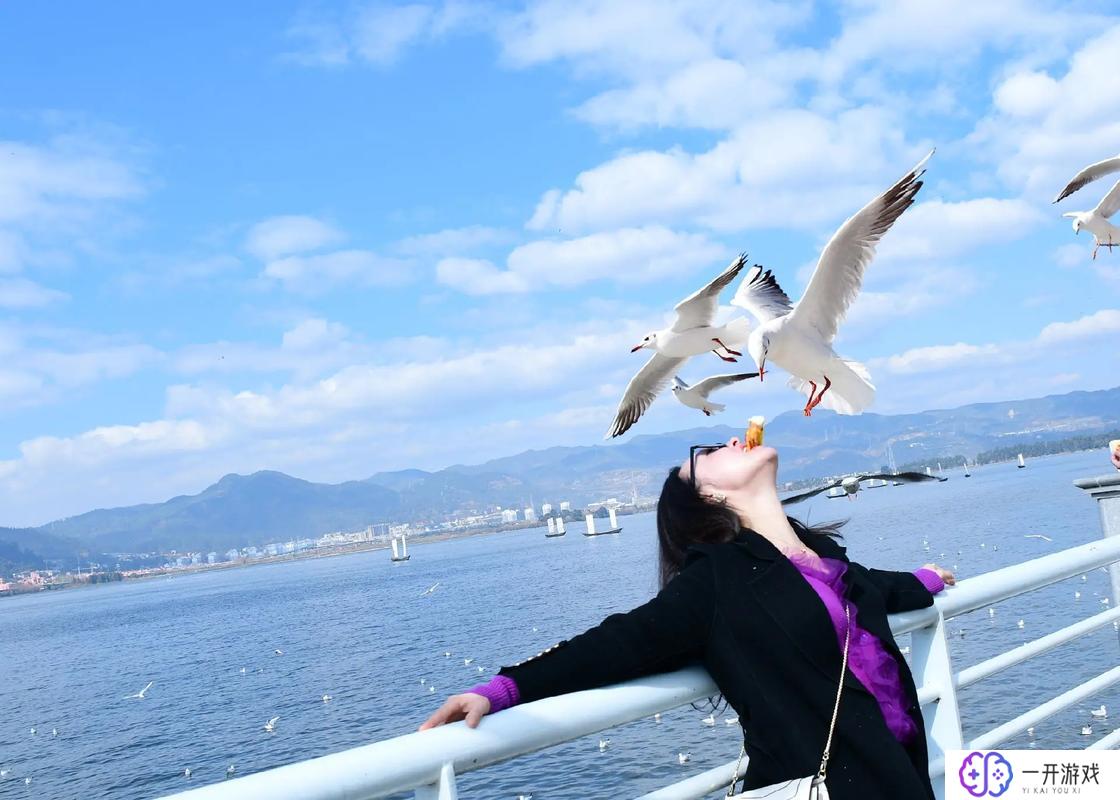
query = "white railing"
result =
(160, 536, 1120, 800)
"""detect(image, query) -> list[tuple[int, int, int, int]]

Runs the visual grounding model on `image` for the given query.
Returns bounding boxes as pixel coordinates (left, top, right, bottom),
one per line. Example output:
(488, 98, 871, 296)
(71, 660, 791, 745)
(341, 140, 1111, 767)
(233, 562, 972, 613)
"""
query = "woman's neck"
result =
(731, 491, 807, 555)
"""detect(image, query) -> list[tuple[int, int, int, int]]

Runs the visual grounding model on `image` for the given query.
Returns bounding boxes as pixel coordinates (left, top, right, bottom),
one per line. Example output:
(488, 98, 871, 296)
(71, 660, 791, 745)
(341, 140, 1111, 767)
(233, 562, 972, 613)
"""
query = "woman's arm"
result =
(499, 553, 716, 703)
(865, 563, 954, 614)
(419, 554, 716, 729)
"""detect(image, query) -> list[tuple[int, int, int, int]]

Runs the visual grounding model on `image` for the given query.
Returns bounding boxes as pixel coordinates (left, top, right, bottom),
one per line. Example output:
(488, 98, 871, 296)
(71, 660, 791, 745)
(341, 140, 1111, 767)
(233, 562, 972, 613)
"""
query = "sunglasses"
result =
(688, 443, 727, 489)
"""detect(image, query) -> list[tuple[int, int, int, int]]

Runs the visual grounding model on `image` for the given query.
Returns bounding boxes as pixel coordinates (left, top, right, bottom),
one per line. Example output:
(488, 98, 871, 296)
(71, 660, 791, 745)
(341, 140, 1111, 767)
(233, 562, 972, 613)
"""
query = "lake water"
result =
(2, 450, 1119, 799)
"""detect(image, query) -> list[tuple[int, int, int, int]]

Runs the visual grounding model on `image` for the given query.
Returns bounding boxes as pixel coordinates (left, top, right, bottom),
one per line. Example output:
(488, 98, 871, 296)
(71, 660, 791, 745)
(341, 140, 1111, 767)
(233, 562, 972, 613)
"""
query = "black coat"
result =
(499, 529, 937, 800)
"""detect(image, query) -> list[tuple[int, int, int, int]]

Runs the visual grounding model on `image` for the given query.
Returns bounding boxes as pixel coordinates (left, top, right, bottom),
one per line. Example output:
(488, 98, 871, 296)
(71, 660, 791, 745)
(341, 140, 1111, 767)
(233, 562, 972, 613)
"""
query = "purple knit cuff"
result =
(913, 568, 945, 595)
(466, 675, 521, 714)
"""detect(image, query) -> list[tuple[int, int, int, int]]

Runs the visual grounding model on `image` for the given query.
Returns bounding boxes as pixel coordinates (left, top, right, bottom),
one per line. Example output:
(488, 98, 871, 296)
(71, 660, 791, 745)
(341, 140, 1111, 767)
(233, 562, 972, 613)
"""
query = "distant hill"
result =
(5, 385, 1118, 571)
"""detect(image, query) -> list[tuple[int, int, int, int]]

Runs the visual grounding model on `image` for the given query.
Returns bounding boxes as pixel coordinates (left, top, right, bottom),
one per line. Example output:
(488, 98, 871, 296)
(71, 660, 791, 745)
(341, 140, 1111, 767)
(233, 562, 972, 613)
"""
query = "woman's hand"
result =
(922, 563, 956, 586)
(418, 693, 491, 731)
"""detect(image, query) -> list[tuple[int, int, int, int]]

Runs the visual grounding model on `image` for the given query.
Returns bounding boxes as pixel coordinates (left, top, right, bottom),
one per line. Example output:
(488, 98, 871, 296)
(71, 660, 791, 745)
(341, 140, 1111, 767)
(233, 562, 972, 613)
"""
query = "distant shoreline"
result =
(1, 507, 655, 599)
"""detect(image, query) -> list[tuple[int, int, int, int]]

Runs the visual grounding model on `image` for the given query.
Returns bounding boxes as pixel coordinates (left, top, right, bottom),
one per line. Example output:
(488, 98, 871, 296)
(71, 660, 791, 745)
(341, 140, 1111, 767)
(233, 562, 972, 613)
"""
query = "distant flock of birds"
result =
(607, 149, 1120, 439)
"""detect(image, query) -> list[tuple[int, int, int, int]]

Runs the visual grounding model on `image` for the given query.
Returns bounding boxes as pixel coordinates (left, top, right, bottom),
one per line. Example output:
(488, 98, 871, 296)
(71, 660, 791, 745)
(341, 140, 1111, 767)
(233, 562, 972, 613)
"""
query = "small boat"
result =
(545, 517, 566, 538)
(864, 478, 888, 489)
(390, 534, 410, 562)
(1017, 453, 1026, 469)
(1081, 725, 1093, 736)
(1090, 705, 1107, 719)
(826, 487, 846, 499)
(964, 460, 971, 478)
(583, 508, 622, 537)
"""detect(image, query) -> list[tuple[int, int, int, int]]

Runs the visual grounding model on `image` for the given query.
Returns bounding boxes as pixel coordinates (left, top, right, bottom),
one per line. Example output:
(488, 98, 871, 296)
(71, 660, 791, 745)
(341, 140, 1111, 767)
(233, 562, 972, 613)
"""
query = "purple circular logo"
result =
(959, 751, 1014, 797)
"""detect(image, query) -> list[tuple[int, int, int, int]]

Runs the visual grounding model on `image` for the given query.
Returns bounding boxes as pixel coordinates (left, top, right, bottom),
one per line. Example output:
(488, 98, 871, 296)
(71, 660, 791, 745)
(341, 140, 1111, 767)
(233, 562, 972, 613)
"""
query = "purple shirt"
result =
(790, 553, 944, 744)
(468, 561, 945, 740)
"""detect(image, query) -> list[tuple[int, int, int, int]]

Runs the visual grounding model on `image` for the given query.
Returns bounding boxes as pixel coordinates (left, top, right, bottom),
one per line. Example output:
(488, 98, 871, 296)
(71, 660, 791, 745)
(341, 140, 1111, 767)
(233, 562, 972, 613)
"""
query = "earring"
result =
(711, 492, 727, 504)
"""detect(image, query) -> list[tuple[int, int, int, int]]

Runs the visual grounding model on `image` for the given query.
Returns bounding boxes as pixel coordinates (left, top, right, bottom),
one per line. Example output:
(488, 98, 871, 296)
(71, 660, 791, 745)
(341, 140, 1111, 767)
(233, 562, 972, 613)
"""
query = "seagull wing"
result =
(789, 151, 930, 343)
(890, 471, 941, 483)
(1092, 178, 1120, 220)
(781, 479, 841, 506)
(672, 254, 747, 331)
(672, 376, 690, 391)
(729, 264, 793, 324)
(606, 353, 686, 438)
(1053, 155, 1120, 204)
(691, 372, 759, 399)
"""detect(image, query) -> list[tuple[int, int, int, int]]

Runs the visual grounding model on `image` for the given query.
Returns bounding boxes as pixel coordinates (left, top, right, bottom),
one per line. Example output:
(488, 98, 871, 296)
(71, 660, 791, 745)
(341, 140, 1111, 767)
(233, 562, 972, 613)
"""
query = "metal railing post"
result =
(1074, 473, 1120, 604)
(414, 763, 458, 800)
(909, 611, 962, 800)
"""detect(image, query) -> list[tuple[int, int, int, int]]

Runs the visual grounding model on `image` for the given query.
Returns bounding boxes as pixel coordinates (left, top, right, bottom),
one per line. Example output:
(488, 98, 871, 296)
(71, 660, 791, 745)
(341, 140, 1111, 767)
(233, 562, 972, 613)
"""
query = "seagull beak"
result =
(758, 364, 765, 381)
(630, 344, 643, 353)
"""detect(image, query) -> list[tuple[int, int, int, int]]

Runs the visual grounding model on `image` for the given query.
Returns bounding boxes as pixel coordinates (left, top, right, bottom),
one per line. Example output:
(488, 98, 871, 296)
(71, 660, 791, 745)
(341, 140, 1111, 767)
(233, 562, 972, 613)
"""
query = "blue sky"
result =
(2, 0, 1119, 526)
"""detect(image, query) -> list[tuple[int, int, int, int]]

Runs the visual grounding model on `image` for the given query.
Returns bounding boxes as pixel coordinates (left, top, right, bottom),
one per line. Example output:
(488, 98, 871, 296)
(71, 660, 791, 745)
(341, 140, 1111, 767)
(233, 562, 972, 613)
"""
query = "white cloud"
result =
(971, 23, 1120, 201)
(0, 136, 142, 227)
(351, 4, 433, 65)
(0, 278, 67, 309)
(498, 0, 806, 78)
(818, 0, 1095, 84)
(262, 249, 412, 292)
(285, 1, 484, 67)
(573, 57, 789, 131)
(873, 308, 1120, 377)
(245, 215, 344, 260)
(527, 107, 924, 234)
(437, 226, 727, 295)
(1037, 309, 1120, 344)
(875, 198, 1044, 262)
(393, 225, 513, 256)
(0, 323, 162, 407)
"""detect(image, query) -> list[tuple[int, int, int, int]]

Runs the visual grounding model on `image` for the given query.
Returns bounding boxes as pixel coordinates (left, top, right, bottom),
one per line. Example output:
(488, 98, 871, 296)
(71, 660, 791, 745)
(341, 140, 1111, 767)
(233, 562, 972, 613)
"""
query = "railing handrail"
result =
(159, 535, 1120, 800)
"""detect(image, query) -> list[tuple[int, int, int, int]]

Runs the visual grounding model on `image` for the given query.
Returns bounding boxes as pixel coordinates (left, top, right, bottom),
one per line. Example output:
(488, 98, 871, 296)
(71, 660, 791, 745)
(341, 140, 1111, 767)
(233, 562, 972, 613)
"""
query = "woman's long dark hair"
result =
(656, 466, 845, 588)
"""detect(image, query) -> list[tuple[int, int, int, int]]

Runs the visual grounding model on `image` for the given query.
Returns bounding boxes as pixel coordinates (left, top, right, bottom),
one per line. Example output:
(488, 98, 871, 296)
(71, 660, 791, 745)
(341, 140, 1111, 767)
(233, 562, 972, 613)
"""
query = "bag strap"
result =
(726, 603, 852, 796)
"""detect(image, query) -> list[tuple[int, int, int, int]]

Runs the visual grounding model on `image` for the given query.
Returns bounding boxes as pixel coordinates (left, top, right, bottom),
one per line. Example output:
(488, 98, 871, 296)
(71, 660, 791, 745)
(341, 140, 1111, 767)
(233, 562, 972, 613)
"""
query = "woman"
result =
(421, 438, 954, 799)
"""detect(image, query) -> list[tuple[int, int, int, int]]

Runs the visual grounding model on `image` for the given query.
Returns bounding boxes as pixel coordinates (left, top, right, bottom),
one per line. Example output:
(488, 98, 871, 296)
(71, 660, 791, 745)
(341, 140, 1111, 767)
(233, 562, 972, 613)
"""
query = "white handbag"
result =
(726, 604, 851, 800)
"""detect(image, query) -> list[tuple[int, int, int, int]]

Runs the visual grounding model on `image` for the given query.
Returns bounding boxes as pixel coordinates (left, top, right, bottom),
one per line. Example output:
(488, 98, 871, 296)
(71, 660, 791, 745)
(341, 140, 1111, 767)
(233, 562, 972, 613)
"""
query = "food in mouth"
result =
(745, 416, 765, 450)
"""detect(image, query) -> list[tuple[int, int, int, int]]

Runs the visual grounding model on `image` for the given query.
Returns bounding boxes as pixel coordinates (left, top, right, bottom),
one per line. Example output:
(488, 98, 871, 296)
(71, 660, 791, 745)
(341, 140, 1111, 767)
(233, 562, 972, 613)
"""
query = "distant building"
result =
(367, 522, 390, 537)
(523, 507, 537, 522)
(191, 553, 202, 565)
(541, 503, 553, 516)
(207, 552, 218, 564)
(500, 509, 518, 523)
(559, 501, 571, 511)
(225, 549, 240, 562)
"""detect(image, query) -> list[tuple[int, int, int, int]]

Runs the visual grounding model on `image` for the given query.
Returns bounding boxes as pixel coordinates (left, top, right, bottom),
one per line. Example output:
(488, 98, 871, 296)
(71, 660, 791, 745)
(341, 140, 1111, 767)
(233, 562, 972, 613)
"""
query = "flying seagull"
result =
(607, 254, 754, 438)
(125, 681, 154, 700)
(421, 582, 440, 596)
(780, 471, 944, 505)
(1060, 179, 1120, 259)
(1053, 154, 1120, 204)
(1024, 534, 1053, 542)
(671, 372, 759, 417)
(264, 716, 280, 733)
(731, 152, 931, 416)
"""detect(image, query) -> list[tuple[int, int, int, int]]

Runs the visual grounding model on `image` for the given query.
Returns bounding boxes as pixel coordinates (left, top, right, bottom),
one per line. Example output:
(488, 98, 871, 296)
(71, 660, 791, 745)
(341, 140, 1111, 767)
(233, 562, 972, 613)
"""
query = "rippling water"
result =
(2, 450, 1119, 799)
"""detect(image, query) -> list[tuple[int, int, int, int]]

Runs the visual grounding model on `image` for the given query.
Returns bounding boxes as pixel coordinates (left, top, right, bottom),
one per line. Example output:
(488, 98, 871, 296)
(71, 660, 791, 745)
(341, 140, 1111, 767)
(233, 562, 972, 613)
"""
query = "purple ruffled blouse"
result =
(789, 553, 944, 744)
(467, 560, 945, 743)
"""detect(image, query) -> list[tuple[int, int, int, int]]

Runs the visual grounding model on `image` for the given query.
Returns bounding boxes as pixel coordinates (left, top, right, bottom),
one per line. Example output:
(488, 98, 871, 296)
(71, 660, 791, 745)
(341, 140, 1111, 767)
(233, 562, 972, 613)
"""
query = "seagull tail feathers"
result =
(722, 316, 752, 343)
(821, 359, 875, 415)
(789, 359, 875, 415)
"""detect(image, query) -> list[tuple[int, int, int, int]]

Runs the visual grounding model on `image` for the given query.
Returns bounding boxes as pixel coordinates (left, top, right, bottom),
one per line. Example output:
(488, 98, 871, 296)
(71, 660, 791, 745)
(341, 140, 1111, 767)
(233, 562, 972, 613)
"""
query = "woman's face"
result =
(680, 436, 779, 495)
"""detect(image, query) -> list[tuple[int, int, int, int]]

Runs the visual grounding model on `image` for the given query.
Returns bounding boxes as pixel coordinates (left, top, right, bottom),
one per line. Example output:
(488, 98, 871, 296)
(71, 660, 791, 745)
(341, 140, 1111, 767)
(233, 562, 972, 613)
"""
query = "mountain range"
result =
(3, 385, 1118, 571)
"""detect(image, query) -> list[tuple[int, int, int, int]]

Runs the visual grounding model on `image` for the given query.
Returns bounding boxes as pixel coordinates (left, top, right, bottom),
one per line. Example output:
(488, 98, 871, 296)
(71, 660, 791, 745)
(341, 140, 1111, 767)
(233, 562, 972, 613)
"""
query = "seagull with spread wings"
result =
(781, 471, 944, 505)
(731, 152, 931, 416)
(1059, 183, 1120, 260)
(606, 255, 754, 438)
(671, 372, 759, 417)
